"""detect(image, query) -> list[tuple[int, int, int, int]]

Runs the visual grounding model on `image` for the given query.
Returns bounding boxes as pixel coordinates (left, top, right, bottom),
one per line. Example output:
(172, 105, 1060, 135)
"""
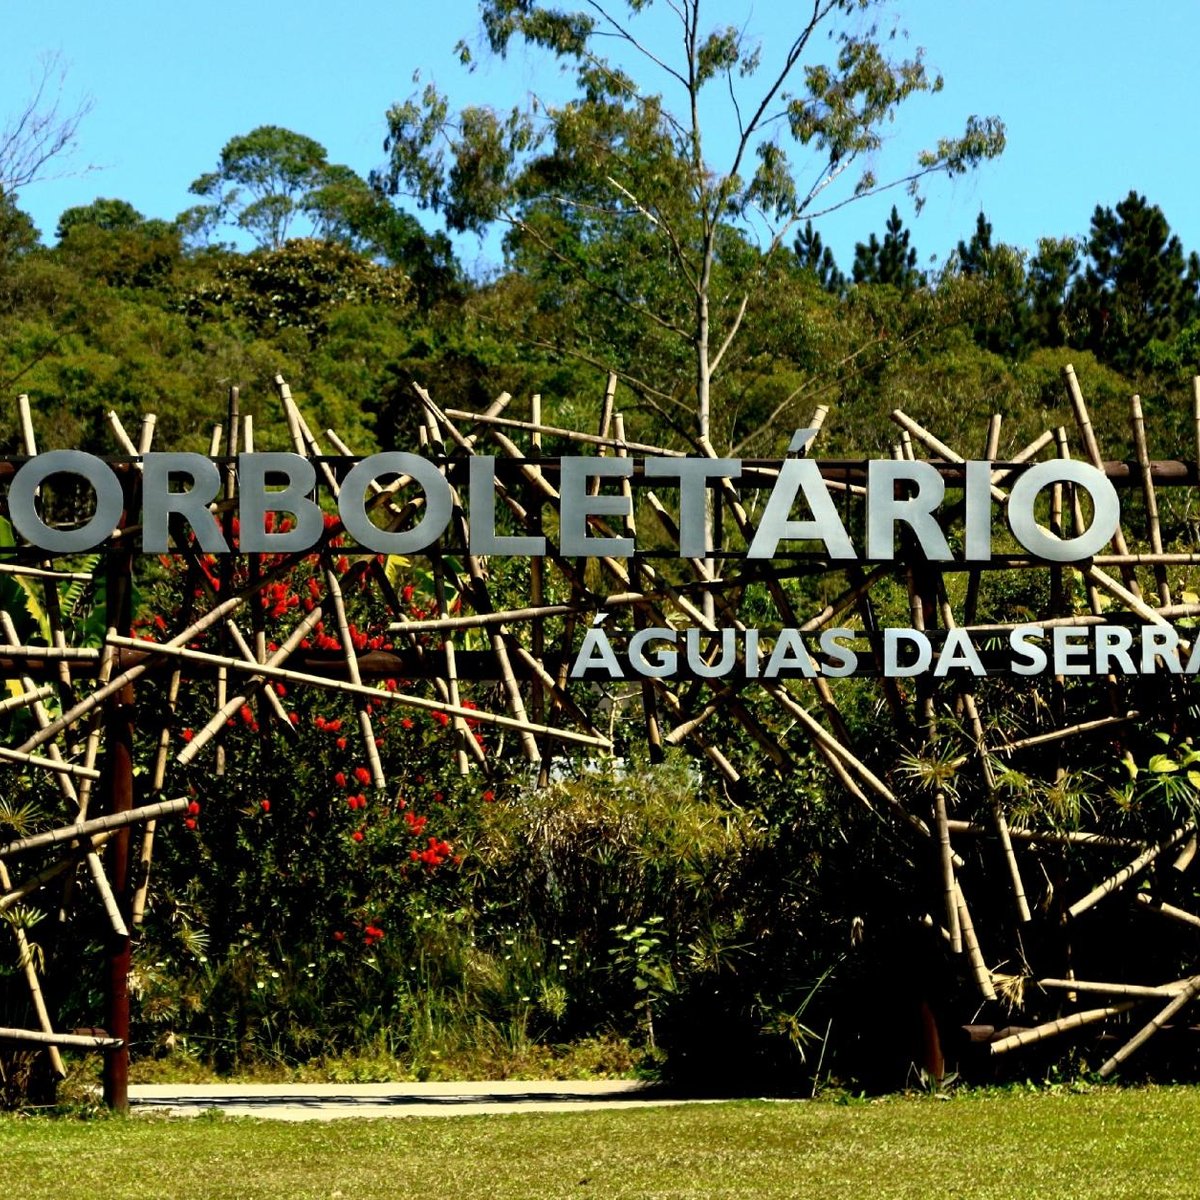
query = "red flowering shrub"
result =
(132, 544, 516, 1069)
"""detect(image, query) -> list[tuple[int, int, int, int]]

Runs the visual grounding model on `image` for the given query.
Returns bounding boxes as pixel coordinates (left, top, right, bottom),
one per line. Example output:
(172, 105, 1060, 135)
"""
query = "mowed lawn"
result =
(2, 1088, 1197, 1199)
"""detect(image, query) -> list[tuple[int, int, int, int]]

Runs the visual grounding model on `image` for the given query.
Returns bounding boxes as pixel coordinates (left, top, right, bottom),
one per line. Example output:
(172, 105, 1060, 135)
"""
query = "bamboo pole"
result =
(318, 414, 487, 768)
(83, 834, 129, 939)
(1038, 978, 1188, 1000)
(1098, 976, 1200, 1078)
(964, 415, 1003, 624)
(946, 821, 1141, 849)
(1067, 824, 1195, 920)
(0, 798, 190, 860)
(0, 859, 65, 1076)
(0, 563, 95, 582)
(1173, 835, 1197, 874)
(991, 712, 1139, 757)
(1054, 427, 1107, 622)
(989, 1002, 1136, 1056)
(1131, 394, 1171, 605)
(936, 791, 962, 953)
(459, 535, 542, 764)
(0, 1027, 123, 1050)
(528, 392, 549, 779)
(956, 881, 996, 1001)
(1064, 363, 1138, 592)
(1193, 377, 1200, 472)
(936, 583, 1030, 922)
(0, 745, 101, 780)
(105, 410, 138, 456)
(0, 612, 128, 940)
(0, 831, 116, 911)
(765, 681, 933, 842)
(443, 409, 685, 457)
(103, 635, 610, 749)
(325, 555, 388, 788)
(274, 376, 388, 786)
(618, 413, 663, 765)
(17, 394, 75, 694)
(0, 684, 54, 715)
(1134, 892, 1200, 931)
(417, 404, 543, 765)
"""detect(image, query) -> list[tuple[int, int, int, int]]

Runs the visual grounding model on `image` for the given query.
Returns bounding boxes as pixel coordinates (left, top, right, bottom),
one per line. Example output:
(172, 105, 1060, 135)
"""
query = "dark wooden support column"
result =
(102, 547, 135, 1113)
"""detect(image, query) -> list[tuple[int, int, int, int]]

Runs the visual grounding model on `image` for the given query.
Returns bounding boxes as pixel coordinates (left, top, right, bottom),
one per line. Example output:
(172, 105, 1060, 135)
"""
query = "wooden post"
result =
(102, 545, 135, 1114)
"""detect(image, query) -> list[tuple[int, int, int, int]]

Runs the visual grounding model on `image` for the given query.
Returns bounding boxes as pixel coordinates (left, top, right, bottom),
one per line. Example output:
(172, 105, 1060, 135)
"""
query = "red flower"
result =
(401, 717, 414, 731)
(184, 818, 197, 831)
(187, 801, 201, 816)
(482, 790, 495, 803)
(333, 930, 345, 942)
(334, 772, 347, 789)
(181, 728, 195, 743)
(336, 737, 347, 750)
(354, 766, 371, 785)
(352, 830, 364, 843)
(260, 799, 271, 813)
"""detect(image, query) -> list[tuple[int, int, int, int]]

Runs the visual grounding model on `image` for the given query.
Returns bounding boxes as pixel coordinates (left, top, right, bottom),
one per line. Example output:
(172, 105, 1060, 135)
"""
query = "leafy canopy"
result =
(377, 0, 1004, 447)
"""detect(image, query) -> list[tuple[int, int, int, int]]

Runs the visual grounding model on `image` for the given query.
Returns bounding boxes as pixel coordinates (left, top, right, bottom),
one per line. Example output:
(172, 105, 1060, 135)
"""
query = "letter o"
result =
(1008, 460, 1120, 563)
(338, 453, 452, 554)
(9, 450, 125, 552)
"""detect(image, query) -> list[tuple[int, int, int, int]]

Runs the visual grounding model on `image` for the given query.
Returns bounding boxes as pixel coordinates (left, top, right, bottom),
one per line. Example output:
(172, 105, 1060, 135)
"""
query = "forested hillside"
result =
(5, 173, 1198, 464)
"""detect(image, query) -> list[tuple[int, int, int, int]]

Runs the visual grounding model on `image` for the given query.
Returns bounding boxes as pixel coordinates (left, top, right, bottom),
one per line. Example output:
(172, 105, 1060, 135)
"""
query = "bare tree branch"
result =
(708, 293, 748, 376)
(1, 52, 93, 194)
(584, 0, 690, 90)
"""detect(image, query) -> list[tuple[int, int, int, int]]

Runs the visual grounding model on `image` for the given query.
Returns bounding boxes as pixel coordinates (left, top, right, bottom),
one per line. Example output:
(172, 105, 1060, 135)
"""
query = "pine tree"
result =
(951, 211, 1029, 356)
(1071, 191, 1200, 371)
(852, 206, 921, 290)
(793, 220, 845, 294)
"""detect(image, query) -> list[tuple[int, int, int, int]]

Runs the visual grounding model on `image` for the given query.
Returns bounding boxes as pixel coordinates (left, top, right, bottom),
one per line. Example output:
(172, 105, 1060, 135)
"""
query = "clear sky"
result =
(5, 0, 1199, 275)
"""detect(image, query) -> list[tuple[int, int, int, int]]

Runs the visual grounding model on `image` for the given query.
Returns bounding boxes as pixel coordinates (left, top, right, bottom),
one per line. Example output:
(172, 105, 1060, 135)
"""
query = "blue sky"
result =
(5, 0, 1199, 275)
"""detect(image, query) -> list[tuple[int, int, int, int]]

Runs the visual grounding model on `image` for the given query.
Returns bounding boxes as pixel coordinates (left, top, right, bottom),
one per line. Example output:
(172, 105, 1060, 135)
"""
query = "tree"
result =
(53, 199, 183, 289)
(378, 0, 1004, 452)
(182, 126, 459, 302)
(852, 205, 921, 290)
(1, 52, 92, 196)
(946, 211, 1029, 356)
(1026, 235, 1079, 350)
(55, 197, 146, 241)
(1071, 191, 1200, 373)
(183, 126, 338, 249)
(794, 220, 844, 294)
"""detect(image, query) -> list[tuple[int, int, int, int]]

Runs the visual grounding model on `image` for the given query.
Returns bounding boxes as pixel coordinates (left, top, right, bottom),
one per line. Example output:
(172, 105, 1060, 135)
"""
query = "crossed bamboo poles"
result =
(5, 367, 1200, 1079)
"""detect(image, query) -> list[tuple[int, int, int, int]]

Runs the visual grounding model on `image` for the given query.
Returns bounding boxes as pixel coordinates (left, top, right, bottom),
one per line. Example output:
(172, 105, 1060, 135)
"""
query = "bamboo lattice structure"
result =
(6, 364, 1200, 1099)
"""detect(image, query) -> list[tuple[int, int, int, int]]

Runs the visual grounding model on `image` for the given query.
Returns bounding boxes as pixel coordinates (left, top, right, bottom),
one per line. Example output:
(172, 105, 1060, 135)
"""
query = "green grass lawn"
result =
(2, 1087, 1197, 1199)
